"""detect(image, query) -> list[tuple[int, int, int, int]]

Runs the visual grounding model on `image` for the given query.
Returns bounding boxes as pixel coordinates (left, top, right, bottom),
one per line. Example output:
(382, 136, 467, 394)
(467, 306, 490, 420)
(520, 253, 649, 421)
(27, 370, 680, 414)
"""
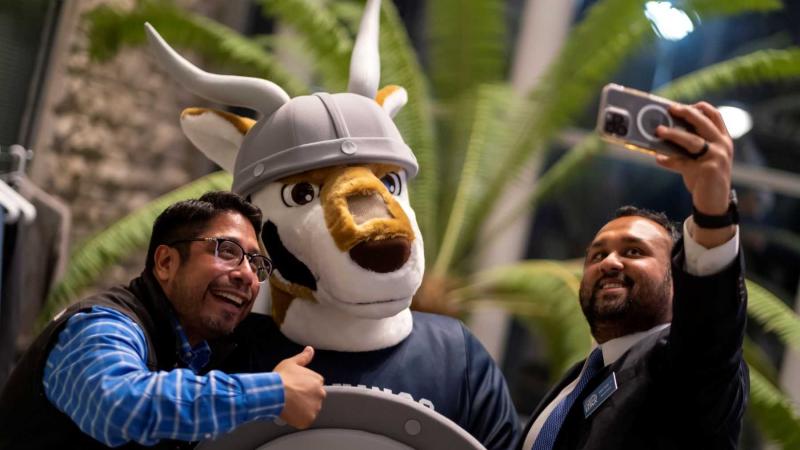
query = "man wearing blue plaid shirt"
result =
(0, 191, 326, 449)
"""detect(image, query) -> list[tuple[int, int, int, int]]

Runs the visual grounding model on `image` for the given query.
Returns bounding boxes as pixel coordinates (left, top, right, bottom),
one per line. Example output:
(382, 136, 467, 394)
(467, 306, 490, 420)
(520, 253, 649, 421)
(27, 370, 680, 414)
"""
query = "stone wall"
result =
(31, 0, 241, 290)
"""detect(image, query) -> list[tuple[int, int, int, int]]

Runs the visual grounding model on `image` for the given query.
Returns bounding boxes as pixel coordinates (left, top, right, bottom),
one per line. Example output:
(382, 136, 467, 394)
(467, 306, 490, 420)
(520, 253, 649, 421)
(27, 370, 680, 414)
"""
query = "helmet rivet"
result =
(341, 140, 358, 155)
(254, 163, 265, 176)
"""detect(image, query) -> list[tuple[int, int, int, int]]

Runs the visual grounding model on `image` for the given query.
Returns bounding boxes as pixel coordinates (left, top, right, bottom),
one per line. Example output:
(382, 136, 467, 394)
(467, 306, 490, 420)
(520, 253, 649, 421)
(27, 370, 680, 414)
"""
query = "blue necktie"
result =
(532, 347, 605, 450)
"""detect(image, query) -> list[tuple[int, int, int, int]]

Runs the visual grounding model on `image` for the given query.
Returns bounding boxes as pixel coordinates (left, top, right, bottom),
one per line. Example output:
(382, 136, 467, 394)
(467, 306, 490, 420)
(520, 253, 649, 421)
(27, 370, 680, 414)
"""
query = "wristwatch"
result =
(692, 189, 739, 228)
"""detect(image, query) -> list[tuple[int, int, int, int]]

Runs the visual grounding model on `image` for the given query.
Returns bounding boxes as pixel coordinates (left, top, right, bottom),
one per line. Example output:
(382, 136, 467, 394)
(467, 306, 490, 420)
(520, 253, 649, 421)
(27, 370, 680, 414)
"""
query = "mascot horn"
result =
(145, 0, 424, 352)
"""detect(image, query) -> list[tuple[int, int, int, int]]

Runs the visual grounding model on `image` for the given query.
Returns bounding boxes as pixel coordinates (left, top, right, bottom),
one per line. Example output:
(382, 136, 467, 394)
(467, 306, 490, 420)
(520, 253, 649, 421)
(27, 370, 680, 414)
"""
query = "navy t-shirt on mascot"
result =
(145, 0, 520, 448)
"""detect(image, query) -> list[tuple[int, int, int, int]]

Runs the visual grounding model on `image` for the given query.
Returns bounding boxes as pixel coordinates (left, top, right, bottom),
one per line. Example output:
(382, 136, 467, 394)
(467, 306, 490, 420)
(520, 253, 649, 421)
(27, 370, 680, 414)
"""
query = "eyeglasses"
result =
(167, 237, 274, 282)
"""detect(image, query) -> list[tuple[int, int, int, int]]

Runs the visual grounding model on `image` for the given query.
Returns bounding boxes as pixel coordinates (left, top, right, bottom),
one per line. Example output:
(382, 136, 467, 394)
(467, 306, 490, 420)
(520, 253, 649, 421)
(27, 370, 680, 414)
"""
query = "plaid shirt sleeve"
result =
(43, 306, 284, 447)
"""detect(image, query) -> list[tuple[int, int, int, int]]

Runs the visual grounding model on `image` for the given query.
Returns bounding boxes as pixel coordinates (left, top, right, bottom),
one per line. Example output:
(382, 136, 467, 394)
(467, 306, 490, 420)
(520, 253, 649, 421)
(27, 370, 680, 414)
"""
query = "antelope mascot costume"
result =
(145, 1, 518, 448)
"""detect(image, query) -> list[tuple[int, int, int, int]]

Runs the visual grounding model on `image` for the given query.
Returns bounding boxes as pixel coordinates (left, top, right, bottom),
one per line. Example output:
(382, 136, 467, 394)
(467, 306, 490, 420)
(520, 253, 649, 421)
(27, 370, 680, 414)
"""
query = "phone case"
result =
(596, 84, 694, 158)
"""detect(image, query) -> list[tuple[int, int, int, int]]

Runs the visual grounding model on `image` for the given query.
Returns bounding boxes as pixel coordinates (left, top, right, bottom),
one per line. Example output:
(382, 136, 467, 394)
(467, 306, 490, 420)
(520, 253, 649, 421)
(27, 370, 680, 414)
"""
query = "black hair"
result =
(613, 205, 681, 246)
(145, 191, 263, 270)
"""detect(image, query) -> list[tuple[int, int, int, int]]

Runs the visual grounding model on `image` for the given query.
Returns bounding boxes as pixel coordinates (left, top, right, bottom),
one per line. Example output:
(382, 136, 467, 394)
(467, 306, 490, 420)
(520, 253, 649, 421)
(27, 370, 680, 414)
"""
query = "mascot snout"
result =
(321, 165, 414, 274)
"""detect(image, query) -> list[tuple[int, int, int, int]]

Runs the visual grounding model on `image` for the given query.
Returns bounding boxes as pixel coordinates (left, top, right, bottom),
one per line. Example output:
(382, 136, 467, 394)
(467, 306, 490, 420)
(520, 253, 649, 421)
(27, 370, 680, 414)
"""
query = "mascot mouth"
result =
(328, 295, 407, 307)
(262, 221, 317, 291)
(263, 220, 415, 309)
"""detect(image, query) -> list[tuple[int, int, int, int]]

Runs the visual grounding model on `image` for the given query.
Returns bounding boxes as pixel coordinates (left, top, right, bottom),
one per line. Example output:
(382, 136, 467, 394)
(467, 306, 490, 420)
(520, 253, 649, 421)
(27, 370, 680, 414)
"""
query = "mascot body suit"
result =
(145, 1, 518, 448)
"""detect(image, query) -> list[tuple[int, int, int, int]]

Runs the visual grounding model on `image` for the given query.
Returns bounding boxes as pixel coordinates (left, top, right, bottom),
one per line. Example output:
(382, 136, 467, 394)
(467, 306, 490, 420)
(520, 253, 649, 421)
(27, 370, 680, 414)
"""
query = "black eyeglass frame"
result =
(167, 237, 273, 282)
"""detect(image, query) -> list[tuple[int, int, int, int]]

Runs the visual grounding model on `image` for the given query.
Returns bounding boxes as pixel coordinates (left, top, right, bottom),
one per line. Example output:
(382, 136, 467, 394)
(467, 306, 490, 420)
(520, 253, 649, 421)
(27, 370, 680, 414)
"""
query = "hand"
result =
(655, 101, 736, 247)
(273, 346, 326, 429)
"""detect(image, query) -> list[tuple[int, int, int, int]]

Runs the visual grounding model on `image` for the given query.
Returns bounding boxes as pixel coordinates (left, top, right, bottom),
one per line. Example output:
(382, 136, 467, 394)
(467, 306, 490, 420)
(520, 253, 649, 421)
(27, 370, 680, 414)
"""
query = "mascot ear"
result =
(376, 85, 408, 119)
(180, 108, 255, 172)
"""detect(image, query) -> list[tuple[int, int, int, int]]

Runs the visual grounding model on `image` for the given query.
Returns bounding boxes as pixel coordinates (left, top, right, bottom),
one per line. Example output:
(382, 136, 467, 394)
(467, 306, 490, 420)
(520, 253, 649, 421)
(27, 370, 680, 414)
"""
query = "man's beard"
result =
(171, 274, 239, 341)
(579, 270, 672, 340)
(199, 311, 237, 339)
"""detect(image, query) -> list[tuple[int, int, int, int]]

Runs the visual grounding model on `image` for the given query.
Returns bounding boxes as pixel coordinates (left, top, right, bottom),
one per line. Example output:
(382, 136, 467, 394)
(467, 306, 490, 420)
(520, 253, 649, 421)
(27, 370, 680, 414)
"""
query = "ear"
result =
(153, 244, 180, 284)
(376, 85, 407, 118)
(180, 108, 256, 172)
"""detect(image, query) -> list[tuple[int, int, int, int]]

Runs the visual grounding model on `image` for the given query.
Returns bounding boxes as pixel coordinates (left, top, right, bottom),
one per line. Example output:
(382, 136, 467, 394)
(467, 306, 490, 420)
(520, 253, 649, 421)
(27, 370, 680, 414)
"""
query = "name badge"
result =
(583, 372, 617, 418)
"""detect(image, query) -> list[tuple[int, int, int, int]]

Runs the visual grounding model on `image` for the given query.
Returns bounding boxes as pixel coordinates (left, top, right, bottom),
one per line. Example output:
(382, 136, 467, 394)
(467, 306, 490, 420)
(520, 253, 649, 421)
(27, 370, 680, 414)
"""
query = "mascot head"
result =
(145, 0, 424, 351)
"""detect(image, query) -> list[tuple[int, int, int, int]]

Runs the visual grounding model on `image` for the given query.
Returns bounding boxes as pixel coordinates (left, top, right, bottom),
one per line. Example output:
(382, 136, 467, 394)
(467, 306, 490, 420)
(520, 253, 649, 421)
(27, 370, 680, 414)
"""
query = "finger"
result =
(290, 346, 315, 366)
(694, 102, 730, 137)
(656, 125, 706, 157)
(655, 154, 690, 174)
(668, 104, 721, 142)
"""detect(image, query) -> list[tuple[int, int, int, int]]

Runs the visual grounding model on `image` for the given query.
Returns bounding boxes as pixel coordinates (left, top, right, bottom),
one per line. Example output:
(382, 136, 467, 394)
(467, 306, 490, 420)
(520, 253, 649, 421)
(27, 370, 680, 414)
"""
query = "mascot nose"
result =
(347, 192, 392, 224)
(349, 238, 411, 273)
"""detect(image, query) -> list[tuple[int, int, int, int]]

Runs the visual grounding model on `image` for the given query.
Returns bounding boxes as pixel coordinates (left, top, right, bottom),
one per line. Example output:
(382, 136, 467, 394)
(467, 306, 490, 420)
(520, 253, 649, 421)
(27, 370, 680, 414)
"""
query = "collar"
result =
(130, 270, 238, 372)
(599, 323, 671, 366)
(168, 314, 212, 372)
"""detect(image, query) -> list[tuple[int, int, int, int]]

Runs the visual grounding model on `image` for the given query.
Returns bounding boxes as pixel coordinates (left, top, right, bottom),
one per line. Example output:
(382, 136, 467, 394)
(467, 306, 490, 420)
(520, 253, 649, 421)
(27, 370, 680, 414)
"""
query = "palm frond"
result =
(461, 260, 591, 378)
(477, 135, 607, 250)
(743, 337, 780, 385)
(433, 84, 522, 275)
(657, 48, 800, 100)
(257, 0, 352, 92)
(37, 172, 234, 331)
(426, 0, 510, 241)
(426, 0, 507, 103)
(747, 280, 800, 353)
(458, 0, 784, 258)
(475, 46, 800, 246)
(85, 0, 309, 96)
(376, 0, 440, 260)
(748, 364, 800, 449)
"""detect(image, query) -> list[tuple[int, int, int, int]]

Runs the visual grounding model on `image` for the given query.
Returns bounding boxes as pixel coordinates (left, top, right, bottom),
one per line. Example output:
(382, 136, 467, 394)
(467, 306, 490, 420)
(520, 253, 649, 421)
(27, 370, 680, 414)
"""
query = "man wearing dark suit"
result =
(519, 101, 748, 450)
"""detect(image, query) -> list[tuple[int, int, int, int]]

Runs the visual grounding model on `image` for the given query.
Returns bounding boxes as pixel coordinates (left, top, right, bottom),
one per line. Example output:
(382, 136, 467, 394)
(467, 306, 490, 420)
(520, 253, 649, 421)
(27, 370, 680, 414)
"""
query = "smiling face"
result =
(154, 211, 262, 345)
(579, 215, 674, 343)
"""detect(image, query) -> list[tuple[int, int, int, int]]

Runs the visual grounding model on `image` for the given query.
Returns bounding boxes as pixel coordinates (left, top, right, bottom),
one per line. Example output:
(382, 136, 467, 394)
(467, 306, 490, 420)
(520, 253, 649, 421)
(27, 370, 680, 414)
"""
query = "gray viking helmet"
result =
(144, 0, 418, 196)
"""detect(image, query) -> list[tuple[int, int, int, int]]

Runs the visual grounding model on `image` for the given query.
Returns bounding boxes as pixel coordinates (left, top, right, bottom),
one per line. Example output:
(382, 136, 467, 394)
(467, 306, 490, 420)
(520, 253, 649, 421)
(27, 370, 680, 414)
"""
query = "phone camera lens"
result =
(605, 112, 629, 136)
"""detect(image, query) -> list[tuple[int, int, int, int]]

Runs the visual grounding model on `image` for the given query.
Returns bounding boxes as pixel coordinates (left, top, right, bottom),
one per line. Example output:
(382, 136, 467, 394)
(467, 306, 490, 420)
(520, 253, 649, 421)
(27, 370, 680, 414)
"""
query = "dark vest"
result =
(0, 272, 235, 450)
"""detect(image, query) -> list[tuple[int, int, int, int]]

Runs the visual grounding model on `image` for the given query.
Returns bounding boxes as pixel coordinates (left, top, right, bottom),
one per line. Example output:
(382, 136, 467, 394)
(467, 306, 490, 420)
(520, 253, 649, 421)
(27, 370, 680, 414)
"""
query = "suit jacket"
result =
(519, 242, 749, 450)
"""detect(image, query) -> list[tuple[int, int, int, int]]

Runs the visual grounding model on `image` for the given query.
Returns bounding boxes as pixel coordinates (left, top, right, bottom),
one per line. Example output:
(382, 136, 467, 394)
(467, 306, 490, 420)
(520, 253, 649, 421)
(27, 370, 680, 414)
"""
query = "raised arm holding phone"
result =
(519, 93, 747, 450)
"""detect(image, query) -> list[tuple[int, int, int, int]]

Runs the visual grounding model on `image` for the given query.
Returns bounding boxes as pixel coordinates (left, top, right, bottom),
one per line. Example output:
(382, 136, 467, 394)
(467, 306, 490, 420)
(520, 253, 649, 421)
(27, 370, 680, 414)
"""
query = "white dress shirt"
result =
(521, 219, 739, 449)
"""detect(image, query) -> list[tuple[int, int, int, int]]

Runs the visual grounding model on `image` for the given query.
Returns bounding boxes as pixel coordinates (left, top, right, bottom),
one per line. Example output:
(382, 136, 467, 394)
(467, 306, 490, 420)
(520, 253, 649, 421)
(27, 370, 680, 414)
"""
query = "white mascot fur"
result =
(145, 1, 519, 448)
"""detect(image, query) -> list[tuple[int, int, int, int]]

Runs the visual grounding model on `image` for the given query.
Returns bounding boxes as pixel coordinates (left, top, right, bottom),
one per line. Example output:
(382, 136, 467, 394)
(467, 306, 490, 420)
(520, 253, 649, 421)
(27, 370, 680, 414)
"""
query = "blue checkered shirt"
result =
(43, 306, 284, 447)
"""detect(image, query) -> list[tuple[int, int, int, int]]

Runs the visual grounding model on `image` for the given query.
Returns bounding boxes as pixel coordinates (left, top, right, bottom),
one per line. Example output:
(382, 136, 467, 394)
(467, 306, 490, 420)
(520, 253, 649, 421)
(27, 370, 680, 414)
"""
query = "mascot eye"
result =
(281, 182, 319, 207)
(380, 172, 402, 196)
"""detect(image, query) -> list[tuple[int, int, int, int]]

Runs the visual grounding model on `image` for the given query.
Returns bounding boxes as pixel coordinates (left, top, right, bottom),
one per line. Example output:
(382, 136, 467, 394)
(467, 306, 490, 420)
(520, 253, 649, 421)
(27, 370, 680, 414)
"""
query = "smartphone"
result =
(596, 83, 695, 158)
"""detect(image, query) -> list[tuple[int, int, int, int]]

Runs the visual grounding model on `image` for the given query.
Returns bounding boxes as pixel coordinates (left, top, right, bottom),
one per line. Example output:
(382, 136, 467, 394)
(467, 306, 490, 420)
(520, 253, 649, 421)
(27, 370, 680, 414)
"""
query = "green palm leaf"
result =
(433, 84, 522, 275)
(477, 47, 800, 245)
(461, 260, 591, 378)
(748, 364, 800, 448)
(747, 280, 800, 352)
(425, 0, 508, 240)
(475, 134, 607, 253)
(376, 0, 440, 260)
(37, 171, 233, 331)
(458, 0, 784, 258)
(427, 0, 506, 103)
(85, 0, 309, 95)
(743, 337, 780, 385)
(257, 0, 352, 92)
(657, 48, 800, 100)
